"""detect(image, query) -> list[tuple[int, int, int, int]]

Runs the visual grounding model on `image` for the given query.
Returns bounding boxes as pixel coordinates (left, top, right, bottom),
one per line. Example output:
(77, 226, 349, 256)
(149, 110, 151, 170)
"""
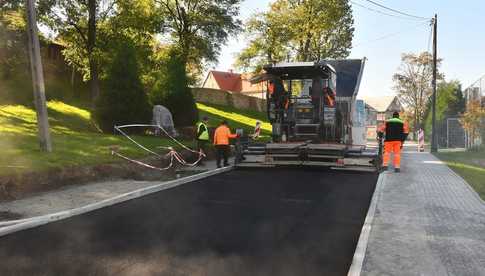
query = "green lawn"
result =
(0, 101, 272, 175)
(197, 102, 271, 139)
(0, 101, 177, 175)
(435, 148, 485, 200)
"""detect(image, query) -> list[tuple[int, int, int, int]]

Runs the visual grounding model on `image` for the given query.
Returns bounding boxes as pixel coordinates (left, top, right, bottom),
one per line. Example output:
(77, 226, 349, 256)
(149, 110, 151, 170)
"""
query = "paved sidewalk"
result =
(362, 152, 485, 276)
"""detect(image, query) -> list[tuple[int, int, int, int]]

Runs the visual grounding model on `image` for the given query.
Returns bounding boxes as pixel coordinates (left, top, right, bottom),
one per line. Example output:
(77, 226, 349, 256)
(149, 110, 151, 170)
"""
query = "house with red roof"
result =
(202, 70, 266, 98)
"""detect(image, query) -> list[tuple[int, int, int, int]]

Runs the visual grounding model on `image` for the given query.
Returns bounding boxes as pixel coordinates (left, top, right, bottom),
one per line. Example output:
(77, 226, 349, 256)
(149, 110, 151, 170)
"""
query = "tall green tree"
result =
(94, 41, 151, 132)
(102, 0, 162, 86)
(235, 0, 354, 71)
(155, 0, 242, 77)
(234, 4, 292, 71)
(0, 9, 32, 103)
(149, 47, 198, 127)
(393, 52, 443, 133)
(423, 80, 465, 132)
(0, 10, 27, 80)
(40, 0, 163, 102)
(41, 0, 115, 102)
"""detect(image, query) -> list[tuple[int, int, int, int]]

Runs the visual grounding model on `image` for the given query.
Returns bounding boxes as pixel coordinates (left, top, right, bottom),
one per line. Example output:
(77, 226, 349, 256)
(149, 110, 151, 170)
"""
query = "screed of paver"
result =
(362, 152, 485, 276)
(0, 168, 377, 276)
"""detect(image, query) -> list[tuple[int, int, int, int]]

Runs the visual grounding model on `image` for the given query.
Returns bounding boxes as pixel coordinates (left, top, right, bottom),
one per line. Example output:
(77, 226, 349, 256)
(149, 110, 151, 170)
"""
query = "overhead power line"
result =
(363, 0, 430, 20)
(353, 21, 430, 48)
(427, 22, 433, 52)
(350, 1, 426, 21)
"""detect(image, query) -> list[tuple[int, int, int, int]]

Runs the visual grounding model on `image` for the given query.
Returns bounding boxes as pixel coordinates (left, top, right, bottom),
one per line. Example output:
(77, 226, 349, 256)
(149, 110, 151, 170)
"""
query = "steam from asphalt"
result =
(0, 168, 377, 275)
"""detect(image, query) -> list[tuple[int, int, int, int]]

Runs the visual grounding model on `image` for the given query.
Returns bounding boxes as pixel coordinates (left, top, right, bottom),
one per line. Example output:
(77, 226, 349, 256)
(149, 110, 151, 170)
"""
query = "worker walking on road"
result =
(377, 111, 409, 172)
(213, 120, 238, 168)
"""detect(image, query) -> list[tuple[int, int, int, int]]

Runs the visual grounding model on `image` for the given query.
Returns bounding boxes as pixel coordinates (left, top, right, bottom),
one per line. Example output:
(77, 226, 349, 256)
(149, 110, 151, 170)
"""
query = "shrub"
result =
(149, 48, 198, 127)
(94, 42, 151, 132)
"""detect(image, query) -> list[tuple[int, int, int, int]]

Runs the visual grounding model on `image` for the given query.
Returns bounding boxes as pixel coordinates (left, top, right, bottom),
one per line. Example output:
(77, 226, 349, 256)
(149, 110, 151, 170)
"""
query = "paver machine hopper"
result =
(235, 59, 382, 171)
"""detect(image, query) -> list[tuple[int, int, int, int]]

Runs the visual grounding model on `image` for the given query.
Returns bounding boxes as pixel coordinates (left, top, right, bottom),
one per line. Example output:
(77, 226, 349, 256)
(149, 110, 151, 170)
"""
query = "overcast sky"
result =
(214, 0, 485, 98)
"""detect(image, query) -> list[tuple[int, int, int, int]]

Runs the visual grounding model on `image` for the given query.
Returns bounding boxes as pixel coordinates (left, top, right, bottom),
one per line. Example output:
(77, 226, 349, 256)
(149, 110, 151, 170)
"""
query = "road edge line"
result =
(347, 172, 386, 276)
(0, 166, 233, 237)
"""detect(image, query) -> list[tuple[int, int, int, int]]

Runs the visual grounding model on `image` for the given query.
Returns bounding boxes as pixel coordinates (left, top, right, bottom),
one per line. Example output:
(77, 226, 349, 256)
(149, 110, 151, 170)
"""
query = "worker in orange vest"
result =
(213, 120, 238, 168)
(377, 111, 409, 172)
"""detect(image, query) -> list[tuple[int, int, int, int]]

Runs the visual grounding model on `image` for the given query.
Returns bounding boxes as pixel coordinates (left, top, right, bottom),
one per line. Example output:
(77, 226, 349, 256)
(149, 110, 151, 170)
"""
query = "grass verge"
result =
(196, 102, 271, 139)
(0, 101, 272, 176)
(435, 148, 485, 200)
(0, 101, 179, 175)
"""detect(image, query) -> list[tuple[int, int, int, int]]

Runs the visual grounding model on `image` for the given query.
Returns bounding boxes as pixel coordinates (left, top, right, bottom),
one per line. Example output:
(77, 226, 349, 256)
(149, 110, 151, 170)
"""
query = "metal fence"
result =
(464, 75, 485, 149)
(435, 117, 466, 149)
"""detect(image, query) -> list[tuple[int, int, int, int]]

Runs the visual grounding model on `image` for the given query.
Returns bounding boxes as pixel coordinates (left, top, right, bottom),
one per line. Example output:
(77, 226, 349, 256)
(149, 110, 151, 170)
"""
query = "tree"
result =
(234, 5, 292, 71)
(0, 10, 29, 81)
(40, 0, 164, 103)
(155, 0, 242, 78)
(41, 0, 116, 102)
(102, 0, 163, 88)
(149, 47, 198, 127)
(393, 52, 443, 134)
(460, 100, 485, 148)
(93, 41, 151, 132)
(235, 0, 354, 71)
(423, 80, 465, 132)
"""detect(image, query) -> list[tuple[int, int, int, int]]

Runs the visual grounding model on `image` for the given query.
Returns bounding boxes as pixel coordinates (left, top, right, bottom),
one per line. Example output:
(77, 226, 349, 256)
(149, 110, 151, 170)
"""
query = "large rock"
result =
(152, 105, 176, 136)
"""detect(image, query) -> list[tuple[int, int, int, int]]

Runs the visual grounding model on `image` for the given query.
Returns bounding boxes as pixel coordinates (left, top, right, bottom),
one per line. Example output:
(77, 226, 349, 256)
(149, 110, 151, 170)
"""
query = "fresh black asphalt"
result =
(0, 168, 377, 276)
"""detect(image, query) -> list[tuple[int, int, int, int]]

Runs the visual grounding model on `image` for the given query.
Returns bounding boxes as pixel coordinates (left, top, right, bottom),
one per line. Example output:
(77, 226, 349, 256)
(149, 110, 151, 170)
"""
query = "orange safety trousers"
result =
(383, 141, 402, 168)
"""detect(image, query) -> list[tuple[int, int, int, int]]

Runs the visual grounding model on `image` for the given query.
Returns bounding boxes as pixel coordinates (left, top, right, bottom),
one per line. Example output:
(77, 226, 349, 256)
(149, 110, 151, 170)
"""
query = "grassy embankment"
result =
(0, 101, 271, 175)
(0, 101, 175, 175)
(435, 148, 485, 200)
(197, 102, 271, 140)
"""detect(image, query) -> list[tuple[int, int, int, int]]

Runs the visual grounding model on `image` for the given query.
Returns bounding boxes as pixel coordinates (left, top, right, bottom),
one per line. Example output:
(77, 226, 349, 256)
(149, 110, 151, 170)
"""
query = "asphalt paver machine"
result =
(236, 60, 382, 172)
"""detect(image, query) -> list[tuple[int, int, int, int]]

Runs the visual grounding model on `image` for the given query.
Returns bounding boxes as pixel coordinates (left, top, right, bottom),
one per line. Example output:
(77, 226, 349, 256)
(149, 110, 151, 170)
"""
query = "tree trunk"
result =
(87, 0, 99, 102)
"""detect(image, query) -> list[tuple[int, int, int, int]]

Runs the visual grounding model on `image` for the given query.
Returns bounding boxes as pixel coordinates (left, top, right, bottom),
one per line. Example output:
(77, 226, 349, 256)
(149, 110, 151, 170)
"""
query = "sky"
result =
(213, 0, 485, 98)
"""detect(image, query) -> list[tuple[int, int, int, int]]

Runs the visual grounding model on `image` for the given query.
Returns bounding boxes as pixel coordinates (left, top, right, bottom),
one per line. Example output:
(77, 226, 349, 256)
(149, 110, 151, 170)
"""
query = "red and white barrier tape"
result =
(111, 150, 175, 171)
(112, 124, 206, 170)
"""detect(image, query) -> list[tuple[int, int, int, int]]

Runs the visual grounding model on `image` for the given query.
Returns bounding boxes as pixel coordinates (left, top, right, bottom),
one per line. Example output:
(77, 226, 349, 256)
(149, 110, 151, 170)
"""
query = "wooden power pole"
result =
(26, 0, 52, 152)
(430, 14, 438, 153)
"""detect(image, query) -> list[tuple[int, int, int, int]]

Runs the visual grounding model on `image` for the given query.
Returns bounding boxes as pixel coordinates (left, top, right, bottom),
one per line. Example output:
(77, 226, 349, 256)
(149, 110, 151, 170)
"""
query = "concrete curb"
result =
(0, 166, 233, 237)
(347, 172, 387, 276)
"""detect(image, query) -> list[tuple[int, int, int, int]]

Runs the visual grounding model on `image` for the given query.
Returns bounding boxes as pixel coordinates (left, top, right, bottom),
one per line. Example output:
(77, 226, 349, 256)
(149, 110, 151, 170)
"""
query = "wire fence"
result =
(463, 75, 485, 149)
(433, 75, 485, 150)
(435, 117, 466, 149)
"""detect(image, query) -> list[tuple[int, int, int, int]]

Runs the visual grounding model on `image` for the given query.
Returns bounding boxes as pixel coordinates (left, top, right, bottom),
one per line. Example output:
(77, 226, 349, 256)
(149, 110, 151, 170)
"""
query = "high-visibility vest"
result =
(380, 117, 409, 141)
(213, 125, 237, 145)
(196, 122, 209, 141)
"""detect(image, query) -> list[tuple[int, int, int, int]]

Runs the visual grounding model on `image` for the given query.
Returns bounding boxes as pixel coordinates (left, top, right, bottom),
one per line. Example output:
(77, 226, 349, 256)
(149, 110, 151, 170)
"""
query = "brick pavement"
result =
(361, 152, 485, 276)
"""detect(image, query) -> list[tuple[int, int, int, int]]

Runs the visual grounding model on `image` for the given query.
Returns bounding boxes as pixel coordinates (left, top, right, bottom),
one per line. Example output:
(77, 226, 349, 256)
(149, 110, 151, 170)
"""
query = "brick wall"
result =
(192, 88, 267, 113)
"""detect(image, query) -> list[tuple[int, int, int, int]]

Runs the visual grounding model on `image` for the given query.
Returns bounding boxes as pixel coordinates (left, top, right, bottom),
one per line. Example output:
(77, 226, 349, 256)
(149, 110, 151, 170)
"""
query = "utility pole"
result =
(26, 0, 52, 152)
(430, 14, 438, 153)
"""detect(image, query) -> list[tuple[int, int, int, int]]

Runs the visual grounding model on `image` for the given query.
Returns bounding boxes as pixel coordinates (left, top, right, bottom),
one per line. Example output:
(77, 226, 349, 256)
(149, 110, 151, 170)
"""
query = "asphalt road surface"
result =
(0, 168, 377, 276)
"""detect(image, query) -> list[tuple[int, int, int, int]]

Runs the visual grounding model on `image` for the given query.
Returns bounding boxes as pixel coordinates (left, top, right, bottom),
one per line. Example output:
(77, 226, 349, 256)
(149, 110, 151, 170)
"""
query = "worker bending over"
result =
(377, 112, 409, 172)
(213, 120, 238, 168)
